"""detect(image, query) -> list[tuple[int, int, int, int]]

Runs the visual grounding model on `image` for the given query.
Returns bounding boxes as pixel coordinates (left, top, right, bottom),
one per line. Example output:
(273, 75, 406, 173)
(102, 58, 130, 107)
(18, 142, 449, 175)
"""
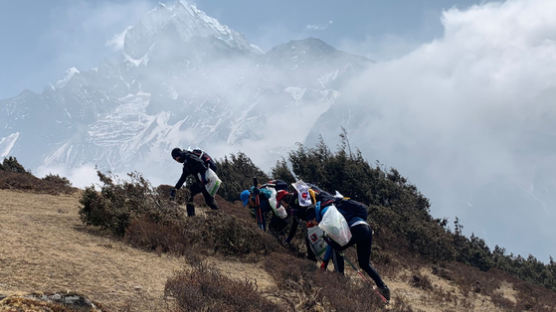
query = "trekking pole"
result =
(253, 177, 264, 231)
(342, 253, 388, 304)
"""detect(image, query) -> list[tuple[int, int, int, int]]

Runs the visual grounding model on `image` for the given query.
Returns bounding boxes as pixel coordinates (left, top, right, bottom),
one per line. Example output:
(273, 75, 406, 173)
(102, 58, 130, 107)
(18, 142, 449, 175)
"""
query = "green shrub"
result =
(285, 135, 555, 291)
(80, 171, 279, 258)
(215, 152, 269, 202)
(271, 158, 296, 184)
(0, 156, 27, 173)
(79, 171, 184, 236)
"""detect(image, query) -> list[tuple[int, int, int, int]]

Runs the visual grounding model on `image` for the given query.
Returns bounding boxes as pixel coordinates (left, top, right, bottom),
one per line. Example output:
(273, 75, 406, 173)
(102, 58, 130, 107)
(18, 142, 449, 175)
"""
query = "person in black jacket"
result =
(170, 147, 219, 216)
(285, 181, 390, 302)
(316, 195, 390, 302)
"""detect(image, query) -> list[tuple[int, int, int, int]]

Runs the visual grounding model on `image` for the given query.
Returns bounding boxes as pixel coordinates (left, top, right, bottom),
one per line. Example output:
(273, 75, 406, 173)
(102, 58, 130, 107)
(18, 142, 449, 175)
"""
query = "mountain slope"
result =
(0, 189, 277, 311)
(2, 188, 553, 311)
(0, 0, 370, 182)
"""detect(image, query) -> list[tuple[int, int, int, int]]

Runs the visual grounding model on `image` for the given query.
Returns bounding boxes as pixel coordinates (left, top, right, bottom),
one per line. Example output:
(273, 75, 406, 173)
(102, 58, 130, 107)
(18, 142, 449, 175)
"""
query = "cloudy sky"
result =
(3, 0, 556, 262)
(0, 0, 487, 99)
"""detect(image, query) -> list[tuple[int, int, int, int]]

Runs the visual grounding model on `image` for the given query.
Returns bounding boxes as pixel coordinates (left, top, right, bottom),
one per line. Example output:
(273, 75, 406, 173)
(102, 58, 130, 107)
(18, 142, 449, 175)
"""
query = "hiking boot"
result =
(378, 285, 390, 303)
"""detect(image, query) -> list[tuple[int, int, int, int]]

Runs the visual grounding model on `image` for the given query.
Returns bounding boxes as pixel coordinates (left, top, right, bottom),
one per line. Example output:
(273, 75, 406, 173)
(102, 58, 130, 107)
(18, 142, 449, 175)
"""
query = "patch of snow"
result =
(0, 132, 19, 157)
(106, 26, 132, 51)
(318, 70, 339, 88)
(55, 67, 80, 89)
(123, 48, 150, 67)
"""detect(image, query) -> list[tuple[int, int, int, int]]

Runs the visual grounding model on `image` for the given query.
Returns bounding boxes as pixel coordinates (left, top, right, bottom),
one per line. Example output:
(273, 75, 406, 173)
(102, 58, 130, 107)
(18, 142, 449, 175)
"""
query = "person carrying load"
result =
(314, 188, 391, 303)
(240, 179, 290, 232)
(170, 147, 221, 216)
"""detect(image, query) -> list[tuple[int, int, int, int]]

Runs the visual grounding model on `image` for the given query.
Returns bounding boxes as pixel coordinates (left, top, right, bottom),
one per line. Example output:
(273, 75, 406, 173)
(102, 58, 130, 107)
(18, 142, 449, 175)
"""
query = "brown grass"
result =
(0, 189, 182, 312)
(164, 261, 282, 312)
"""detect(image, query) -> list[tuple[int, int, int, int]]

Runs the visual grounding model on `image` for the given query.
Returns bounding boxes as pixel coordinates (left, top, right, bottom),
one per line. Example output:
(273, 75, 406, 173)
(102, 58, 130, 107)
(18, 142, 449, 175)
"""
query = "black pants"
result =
(186, 181, 218, 216)
(329, 224, 386, 289)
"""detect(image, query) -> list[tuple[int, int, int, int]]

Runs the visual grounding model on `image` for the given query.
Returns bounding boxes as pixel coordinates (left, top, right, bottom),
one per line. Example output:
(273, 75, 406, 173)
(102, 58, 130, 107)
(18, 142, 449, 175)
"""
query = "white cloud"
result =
(338, 33, 421, 61)
(330, 0, 556, 260)
(43, 0, 153, 76)
(36, 164, 99, 189)
(106, 26, 132, 51)
(305, 20, 333, 31)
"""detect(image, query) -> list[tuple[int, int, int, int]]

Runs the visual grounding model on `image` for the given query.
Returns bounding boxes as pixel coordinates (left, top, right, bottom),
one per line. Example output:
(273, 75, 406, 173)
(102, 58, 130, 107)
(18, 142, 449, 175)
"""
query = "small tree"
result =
(215, 153, 268, 202)
(1, 157, 27, 173)
(271, 158, 295, 184)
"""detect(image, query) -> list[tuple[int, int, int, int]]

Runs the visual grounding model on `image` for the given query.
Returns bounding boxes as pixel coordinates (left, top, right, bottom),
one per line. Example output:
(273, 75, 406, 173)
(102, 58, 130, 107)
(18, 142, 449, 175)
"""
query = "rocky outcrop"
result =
(0, 292, 104, 312)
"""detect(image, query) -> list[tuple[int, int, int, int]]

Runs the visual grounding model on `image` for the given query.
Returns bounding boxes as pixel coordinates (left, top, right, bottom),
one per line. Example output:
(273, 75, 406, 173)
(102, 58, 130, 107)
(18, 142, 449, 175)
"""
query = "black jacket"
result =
(175, 152, 208, 190)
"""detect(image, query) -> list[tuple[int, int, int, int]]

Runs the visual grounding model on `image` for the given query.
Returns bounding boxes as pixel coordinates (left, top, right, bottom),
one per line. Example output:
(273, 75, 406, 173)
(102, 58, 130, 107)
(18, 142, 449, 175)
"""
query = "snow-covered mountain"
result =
(0, 0, 370, 183)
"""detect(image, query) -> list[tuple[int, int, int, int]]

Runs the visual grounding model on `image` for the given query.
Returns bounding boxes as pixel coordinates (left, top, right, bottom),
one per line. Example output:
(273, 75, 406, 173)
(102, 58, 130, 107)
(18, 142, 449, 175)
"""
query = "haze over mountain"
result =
(1, 0, 555, 262)
(0, 1, 369, 185)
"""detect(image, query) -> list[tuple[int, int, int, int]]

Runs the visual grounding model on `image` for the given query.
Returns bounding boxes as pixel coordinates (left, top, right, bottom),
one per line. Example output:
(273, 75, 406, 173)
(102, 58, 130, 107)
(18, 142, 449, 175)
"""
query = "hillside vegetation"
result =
(1, 141, 555, 311)
(0, 157, 75, 195)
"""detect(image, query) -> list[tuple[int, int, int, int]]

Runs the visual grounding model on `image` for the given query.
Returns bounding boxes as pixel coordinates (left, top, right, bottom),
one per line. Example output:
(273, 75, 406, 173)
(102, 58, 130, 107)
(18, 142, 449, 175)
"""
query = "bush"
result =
(164, 261, 282, 312)
(126, 210, 280, 258)
(80, 171, 279, 258)
(263, 252, 411, 311)
(0, 156, 27, 173)
(410, 273, 433, 290)
(271, 158, 296, 184)
(79, 171, 185, 236)
(286, 136, 556, 291)
(215, 153, 269, 202)
(42, 174, 72, 188)
(0, 159, 75, 195)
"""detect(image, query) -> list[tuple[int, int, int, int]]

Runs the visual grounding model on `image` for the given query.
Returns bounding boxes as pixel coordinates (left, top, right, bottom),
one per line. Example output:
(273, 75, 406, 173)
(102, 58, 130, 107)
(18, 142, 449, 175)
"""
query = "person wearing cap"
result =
(170, 147, 219, 216)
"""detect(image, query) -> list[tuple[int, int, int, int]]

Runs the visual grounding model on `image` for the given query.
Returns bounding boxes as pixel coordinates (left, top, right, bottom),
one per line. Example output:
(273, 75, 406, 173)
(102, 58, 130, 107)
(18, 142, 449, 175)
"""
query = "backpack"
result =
(334, 198, 368, 226)
(260, 182, 288, 219)
(262, 179, 288, 191)
(187, 149, 217, 171)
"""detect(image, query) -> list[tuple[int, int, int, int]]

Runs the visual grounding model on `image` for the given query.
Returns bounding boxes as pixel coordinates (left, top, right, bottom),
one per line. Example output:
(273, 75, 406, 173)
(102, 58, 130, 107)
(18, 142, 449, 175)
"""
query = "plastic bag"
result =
(318, 204, 352, 246)
(291, 180, 312, 207)
(198, 168, 221, 197)
(275, 206, 288, 219)
(268, 187, 278, 211)
(307, 225, 329, 259)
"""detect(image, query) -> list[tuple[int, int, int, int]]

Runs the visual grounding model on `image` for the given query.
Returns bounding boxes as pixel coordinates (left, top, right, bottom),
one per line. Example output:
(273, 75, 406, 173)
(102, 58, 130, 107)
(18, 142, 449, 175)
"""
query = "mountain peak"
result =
(123, 0, 257, 60)
(267, 37, 340, 59)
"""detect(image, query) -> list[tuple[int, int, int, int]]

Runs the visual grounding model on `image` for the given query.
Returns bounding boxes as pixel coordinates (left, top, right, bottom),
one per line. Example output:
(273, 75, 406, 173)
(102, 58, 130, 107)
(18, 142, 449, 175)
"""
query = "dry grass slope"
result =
(0, 190, 182, 311)
(1, 189, 555, 312)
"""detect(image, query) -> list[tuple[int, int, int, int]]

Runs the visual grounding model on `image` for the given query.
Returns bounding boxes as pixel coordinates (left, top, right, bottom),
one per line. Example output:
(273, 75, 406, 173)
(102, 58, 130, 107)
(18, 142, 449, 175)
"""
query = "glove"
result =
(170, 188, 176, 200)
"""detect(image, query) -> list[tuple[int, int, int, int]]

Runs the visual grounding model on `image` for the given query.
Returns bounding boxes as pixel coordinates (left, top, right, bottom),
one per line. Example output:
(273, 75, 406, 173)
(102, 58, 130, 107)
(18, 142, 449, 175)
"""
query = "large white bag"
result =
(307, 225, 329, 259)
(198, 168, 221, 197)
(268, 187, 278, 210)
(318, 204, 352, 246)
(274, 206, 288, 219)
